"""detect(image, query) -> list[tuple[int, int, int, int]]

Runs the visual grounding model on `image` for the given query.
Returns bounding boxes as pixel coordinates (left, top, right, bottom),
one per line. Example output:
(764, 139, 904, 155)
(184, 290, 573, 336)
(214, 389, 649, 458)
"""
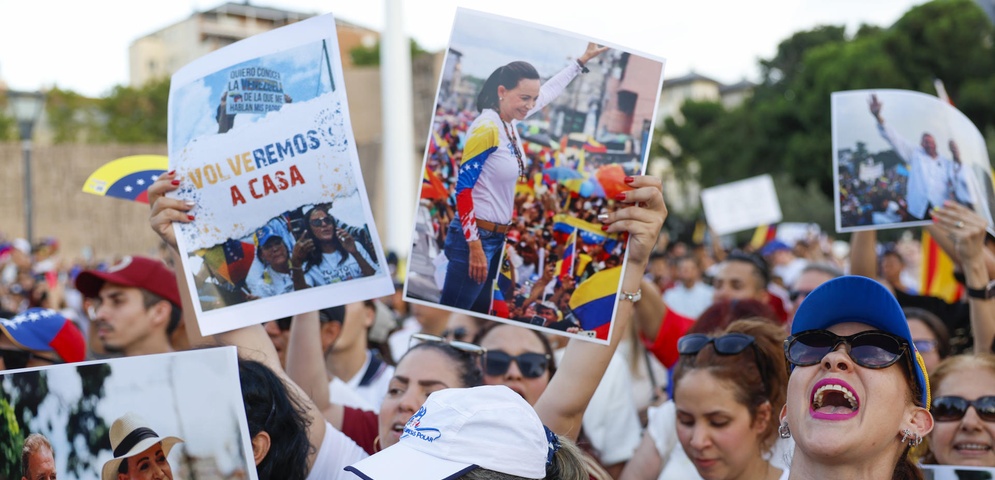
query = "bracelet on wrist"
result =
(620, 288, 641, 303)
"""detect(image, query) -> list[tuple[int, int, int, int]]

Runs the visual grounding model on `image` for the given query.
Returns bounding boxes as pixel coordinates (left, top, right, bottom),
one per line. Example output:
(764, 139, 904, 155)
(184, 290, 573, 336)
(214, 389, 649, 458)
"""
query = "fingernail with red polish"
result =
(187, 215, 195, 221)
(171, 180, 180, 186)
(167, 170, 176, 176)
(615, 193, 626, 201)
(601, 224, 609, 231)
(624, 176, 634, 183)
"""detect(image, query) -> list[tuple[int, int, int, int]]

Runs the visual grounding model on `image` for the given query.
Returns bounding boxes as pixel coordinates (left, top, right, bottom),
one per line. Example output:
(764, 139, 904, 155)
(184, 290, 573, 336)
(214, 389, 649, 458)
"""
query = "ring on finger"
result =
(955, 220, 965, 229)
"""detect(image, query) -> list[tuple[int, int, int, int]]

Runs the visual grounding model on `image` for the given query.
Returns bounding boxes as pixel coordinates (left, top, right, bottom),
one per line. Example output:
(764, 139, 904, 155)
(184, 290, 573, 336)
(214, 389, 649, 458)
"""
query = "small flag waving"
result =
(82, 155, 168, 204)
(569, 266, 622, 340)
(559, 229, 577, 279)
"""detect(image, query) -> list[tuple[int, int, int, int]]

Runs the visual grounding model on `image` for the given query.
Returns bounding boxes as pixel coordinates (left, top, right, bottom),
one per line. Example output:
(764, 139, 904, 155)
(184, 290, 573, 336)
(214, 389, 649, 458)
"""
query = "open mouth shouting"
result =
(810, 378, 859, 420)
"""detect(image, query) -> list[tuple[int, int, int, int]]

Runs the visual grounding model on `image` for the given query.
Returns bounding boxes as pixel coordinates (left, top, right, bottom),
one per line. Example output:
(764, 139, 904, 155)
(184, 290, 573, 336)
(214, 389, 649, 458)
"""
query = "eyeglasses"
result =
(409, 333, 485, 356)
(784, 330, 908, 369)
(0, 348, 61, 370)
(309, 217, 335, 227)
(931, 396, 995, 422)
(483, 350, 551, 378)
(679, 332, 757, 356)
(441, 327, 469, 342)
(913, 339, 938, 354)
(679, 333, 768, 394)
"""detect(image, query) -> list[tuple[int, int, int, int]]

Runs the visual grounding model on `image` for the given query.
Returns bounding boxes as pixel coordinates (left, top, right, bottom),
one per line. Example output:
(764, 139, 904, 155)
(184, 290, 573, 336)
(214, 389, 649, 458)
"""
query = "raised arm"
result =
(932, 201, 995, 353)
(534, 175, 666, 440)
(285, 308, 347, 429)
(149, 171, 327, 468)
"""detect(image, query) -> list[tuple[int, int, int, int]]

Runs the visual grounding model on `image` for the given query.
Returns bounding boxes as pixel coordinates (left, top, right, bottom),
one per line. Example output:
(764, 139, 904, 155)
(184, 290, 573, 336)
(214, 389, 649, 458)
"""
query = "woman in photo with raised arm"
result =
(440, 42, 607, 313)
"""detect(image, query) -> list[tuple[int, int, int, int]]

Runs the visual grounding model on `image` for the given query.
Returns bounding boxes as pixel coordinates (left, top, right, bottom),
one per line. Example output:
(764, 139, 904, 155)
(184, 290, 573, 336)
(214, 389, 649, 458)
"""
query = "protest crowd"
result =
(1, 164, 994, 480)
(5, 13, 995, 480)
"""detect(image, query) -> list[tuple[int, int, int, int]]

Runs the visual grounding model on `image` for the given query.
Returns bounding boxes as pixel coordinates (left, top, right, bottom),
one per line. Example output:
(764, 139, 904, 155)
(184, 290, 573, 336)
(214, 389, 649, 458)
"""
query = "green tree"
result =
(45, 87, 104, 144)
(65, 363, 111, 479)
(99, 77, 170, 143)
(0, 398, 25, 479)
(349, 38, 428, 66)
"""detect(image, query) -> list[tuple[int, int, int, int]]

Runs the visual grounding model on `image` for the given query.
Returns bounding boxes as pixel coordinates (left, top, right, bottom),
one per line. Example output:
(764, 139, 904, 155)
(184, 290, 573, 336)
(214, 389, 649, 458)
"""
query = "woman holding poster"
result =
(292, 203, 379, 288)
(440, 42, 607, 313)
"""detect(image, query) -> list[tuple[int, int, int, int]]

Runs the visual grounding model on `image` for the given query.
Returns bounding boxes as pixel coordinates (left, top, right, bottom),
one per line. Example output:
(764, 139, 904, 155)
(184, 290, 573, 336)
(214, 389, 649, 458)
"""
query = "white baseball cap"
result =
(345, 385, 551, 479)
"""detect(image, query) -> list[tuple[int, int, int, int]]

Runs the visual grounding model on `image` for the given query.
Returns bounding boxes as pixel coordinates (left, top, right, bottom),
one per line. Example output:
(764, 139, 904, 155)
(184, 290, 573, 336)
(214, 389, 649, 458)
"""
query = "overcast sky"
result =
(0, 0, 929, 97)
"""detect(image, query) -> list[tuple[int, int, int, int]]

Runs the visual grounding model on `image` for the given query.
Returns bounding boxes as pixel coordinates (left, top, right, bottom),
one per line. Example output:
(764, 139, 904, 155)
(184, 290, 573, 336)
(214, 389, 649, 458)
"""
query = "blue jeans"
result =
(440, 218, 504, 313)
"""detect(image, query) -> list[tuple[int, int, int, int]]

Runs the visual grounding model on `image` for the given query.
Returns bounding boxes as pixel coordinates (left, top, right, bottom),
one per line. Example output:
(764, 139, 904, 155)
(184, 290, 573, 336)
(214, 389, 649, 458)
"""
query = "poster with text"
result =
(167, 14, 392, 335)
(700, 174, 783, 236)
(403, 8, 666, 344)
(832, 89, 995, 234)
(0, 347, 256, 480)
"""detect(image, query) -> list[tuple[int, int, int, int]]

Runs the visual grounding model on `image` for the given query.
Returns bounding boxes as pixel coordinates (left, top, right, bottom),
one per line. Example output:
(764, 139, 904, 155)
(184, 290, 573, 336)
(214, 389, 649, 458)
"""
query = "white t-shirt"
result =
(344, 351, 394, 413)
(245, 259, 294, 298)
(305, 421, 368, 480)
(662, 281, 714, 319)
(328, 376, 375, 411)
(304, 245, 378, 287)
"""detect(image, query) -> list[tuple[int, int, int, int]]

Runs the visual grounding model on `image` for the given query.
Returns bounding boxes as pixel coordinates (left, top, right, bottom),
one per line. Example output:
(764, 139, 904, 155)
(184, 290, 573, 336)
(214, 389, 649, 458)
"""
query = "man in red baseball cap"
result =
(75, 256, 182, 357)
(0, 307, 86, 370)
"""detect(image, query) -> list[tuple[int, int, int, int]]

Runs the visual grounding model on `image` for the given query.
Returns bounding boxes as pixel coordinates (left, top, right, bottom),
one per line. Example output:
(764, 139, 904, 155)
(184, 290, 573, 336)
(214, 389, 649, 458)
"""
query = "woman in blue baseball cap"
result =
(778, 275, 933, 479)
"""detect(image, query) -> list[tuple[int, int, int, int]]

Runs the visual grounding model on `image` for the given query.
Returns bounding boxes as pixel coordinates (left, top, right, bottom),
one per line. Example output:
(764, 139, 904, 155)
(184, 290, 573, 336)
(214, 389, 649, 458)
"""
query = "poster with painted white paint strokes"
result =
(166, 14, 392, 335)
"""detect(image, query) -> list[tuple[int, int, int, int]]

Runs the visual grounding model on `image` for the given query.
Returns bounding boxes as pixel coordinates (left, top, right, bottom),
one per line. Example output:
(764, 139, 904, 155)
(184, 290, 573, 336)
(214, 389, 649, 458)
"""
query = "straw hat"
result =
(101, 412, 183, 480)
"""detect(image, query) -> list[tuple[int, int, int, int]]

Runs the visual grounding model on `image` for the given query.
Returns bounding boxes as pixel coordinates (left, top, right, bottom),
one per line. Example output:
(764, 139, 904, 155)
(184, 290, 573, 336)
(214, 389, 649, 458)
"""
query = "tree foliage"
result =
(349, 38, 428, 66)
(661, 0, 995, 229)
(99, 77, 170, 143)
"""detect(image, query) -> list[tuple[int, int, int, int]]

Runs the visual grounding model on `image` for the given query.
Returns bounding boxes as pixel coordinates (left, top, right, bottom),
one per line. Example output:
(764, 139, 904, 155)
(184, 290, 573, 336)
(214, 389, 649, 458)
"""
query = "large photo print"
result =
(167, 15, 392, 335)
(832, 89, 995, 234)
(404, 8, 665, 343)
(0, 347, 255, 480)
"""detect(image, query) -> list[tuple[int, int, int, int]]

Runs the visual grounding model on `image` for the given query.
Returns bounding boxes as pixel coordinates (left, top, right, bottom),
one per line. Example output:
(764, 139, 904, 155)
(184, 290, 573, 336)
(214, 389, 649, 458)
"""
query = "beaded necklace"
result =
(501, 119, 527, 182)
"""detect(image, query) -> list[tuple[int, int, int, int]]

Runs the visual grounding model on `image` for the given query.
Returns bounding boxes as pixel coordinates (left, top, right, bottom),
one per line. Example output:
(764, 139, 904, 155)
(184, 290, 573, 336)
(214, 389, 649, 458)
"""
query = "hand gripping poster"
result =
(404, 8, 666, 344)
(167, 14, 392, 335)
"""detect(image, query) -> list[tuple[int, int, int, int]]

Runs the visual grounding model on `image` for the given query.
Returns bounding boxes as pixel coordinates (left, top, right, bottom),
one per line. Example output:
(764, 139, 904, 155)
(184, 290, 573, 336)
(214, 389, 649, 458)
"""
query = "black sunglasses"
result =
(784, 330, 908, 369)
(931, 396, 995, 422)
(483, 350, 550, 379)
(309, 217, 336, 227)
(0, 348, 61, 370)
(679, 333, 769, 394)
(441, 327, 469, 342)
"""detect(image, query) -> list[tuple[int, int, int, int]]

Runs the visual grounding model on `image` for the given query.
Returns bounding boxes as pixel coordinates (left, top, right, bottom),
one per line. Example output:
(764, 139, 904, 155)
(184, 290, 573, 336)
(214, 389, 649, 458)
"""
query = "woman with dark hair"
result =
(238, 358, 312, 479)
(779, 276, 933, 479)
(291, 203, 379, 288)
(440, 43, 607, 313)
(903, 307, 951, 375)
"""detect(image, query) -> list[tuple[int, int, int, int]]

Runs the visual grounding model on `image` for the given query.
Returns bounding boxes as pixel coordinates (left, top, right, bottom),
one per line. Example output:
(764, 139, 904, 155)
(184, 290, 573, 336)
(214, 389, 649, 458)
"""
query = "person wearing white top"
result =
(663, 257, 715, 319)
(439, 43, 608, 313)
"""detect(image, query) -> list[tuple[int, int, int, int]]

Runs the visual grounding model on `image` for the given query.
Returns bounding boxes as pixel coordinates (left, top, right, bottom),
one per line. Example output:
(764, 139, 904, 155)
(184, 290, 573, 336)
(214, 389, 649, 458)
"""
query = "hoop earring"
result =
(373, 435, 381, 452)
(778, 422, 791, 439)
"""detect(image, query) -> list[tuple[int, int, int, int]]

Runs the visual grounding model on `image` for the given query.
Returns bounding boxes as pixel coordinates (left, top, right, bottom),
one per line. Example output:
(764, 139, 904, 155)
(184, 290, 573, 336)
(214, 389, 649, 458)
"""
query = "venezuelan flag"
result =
(455, 120, 500, 241)
(569, 266, 622, 338)
(559, 229, 577, 278)
(420, 169, 448, 200)
(82, 155, 168, 204)
(553, 214, 617, 246)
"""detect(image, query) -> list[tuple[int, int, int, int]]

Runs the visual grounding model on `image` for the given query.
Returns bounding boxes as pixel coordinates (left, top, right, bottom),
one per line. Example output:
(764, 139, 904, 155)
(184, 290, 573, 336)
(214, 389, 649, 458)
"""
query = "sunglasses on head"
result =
(441, 327, 469, 342)
(0, 348, 61, 370)
(482, 350, 550, 378)
(309, 217, 335, 228)
(784, 329, 908, 369)
(931, 396, 995, 422)
(679, 332, 756, 356)
(409, 333, 485, 356)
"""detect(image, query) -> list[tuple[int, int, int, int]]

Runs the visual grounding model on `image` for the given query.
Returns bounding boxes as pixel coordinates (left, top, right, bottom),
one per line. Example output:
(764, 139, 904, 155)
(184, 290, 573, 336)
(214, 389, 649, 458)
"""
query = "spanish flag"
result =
(920, 230, 962, 303)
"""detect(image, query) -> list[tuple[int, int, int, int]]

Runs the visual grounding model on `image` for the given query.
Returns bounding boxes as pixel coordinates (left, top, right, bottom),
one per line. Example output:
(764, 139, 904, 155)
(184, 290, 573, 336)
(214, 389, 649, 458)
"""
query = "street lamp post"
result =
(7, 90, 46, 246)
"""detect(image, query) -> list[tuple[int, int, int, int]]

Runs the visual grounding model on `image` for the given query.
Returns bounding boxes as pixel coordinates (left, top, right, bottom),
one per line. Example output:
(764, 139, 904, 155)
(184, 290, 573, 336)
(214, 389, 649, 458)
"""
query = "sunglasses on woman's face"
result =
(784, 329, 908, 369)
(483, 350, 550, 379)
(309, 217, 335, 227)
(678, 332, 756, 356)
(0, 348, 61, 370)
(931, 396, 995, 422)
